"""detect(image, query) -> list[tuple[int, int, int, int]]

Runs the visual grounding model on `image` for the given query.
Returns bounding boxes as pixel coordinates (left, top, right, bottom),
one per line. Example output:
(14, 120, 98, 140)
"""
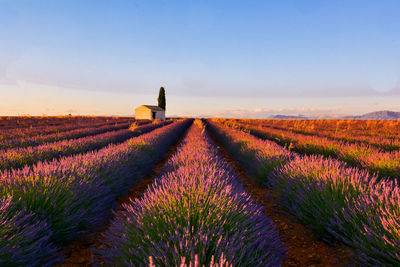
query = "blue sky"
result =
(1, 0, 400, 117)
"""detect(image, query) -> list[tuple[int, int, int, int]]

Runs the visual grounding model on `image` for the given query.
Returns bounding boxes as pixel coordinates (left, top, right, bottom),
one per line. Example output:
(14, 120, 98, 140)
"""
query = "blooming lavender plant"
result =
(0, 120, 171, 171)
(239, 118, 400, 152)
(329, 179, 400, 266)
(0, 119, 191, 265)
(0, 196, 59, 266)
(209, 119, 400, 265)
(0, 117, 132, 141)
(148, 254, 232, 267)
(206, 120, 292, 185)
(99, 121, 285, 266)
(225, 119, 400, 180)
(273, 155, 400, 265)
(0, 121, 136, 150)
(270, 155, 377, 239)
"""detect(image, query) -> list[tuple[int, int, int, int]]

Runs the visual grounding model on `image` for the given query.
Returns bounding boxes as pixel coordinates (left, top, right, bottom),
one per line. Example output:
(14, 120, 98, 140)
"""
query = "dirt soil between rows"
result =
(207, 127, 357, 267)
(58, 122, 356, 266)
(56, 126, 190, 266)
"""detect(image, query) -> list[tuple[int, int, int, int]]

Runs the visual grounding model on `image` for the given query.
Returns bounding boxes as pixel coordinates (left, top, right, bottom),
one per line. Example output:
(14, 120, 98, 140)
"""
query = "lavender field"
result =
(0, 116, 399, 266)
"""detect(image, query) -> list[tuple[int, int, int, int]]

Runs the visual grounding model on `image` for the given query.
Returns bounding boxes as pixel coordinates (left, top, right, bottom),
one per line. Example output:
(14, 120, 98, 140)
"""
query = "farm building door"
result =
(152, 112, 156, 119)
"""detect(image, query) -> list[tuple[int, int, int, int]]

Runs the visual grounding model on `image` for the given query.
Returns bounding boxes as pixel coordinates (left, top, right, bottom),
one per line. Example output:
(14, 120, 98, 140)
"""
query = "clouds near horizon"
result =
(1, 0, 400, 116)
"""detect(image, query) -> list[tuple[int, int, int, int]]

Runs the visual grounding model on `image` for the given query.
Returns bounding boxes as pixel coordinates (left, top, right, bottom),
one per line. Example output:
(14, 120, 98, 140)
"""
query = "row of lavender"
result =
(225, 119, 400, 180)
(99, 120, 285, 266)
(240, 118, 400, 140)
(0, 121, 141, 150)
(0, 116, 132, 129)
(260, 120, 400, 151)
(206, 119, 400, 266)
(0, 119, 191, 265)
(0, 117, 132, 141)
(0, 121, 169, 171)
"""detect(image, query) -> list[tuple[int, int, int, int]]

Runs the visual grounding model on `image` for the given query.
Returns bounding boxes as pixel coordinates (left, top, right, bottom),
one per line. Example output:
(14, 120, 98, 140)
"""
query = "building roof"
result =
(138, 105, 165, 111)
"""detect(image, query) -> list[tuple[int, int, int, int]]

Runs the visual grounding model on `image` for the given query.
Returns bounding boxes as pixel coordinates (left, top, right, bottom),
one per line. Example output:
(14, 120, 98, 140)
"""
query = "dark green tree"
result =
(157, 87, 166, 110)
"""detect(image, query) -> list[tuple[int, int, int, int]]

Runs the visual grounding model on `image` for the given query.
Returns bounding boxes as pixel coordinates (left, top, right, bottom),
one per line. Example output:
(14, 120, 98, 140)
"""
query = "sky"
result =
(1, 0, 400, 117)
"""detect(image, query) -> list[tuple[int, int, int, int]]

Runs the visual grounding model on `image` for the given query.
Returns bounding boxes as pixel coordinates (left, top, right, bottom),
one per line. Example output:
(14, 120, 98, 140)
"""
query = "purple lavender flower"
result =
(0, 119, 191, 264)
(0, 120, 171, 171)
(99, 120, 285, 266)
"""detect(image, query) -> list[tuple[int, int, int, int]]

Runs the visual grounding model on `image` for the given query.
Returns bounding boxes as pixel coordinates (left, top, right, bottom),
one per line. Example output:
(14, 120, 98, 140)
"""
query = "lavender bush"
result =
(0, 196, 59, 266)
(0, 120, 171, 171)
(206, 120, 291, 185)
(0, 119, 191, 265)
(270, 155, 377, 239)
(273, 155, 400, 265)
(330, 179, 400, 265)
(0, 121, 137, 150)
(0, 117, 132, 141)
(148, 254, 232, 267)
(99, 120, 285, 266)
(226, 119, 400, 180)
(209, 119, 400, 265)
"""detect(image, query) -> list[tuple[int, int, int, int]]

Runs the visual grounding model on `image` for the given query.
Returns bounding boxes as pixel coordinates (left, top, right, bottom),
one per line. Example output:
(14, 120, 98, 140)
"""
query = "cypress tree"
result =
(157, 87, 166, 110)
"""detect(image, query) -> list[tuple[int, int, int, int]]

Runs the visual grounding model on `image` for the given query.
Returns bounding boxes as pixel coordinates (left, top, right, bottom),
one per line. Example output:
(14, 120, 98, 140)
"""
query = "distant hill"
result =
(342, 110, 400, 120)
(270, 114, 308, 120)
(268, 110, 400, 120)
